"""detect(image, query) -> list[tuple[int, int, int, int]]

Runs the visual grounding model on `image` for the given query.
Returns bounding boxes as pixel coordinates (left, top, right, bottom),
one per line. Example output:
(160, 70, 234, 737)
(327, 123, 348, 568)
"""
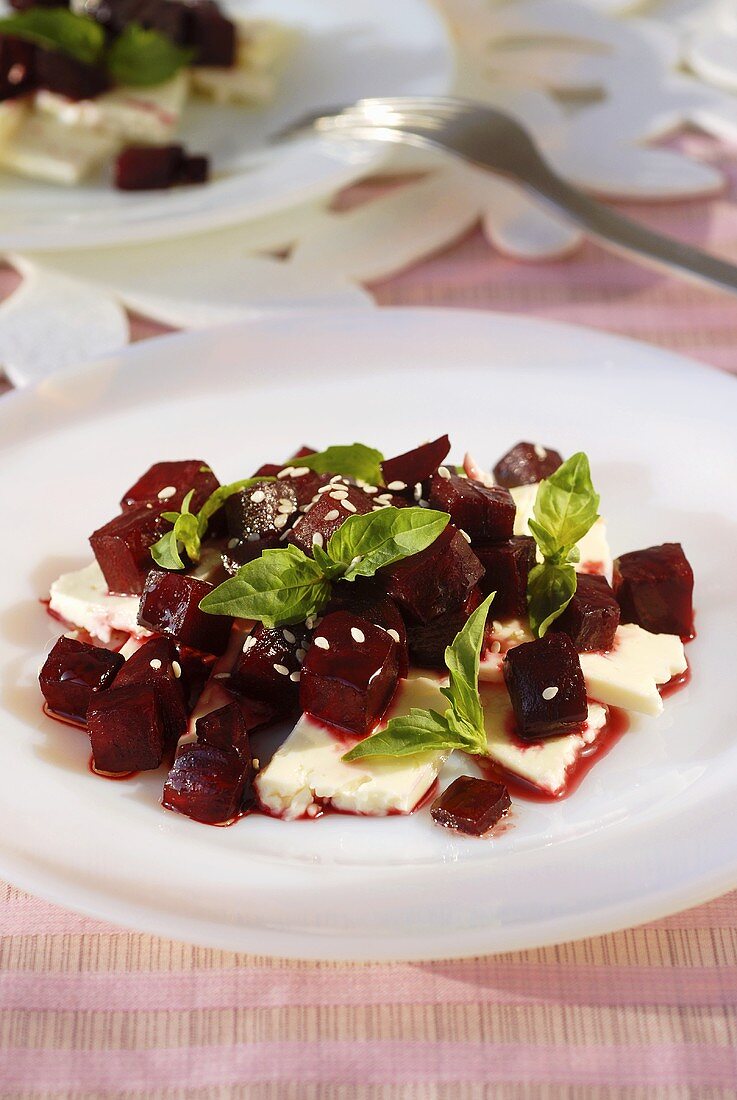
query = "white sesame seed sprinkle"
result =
(283, 629, 296, 644)
(157, 485, 177, 500)
(363, 485, 378, 495)
(296, 648, 306, 661)
(341, 499, 357, 513)
(312, 532, 324, 548)
(459, 529, 472, 544)
(329, 475, 343, 484)
(227, 537, 239, 549)
(351, 627, 365, 643)
(323, 509, 340, 522)
(213, 672, 230, 680)
(305, 616, 315, 629)
(437, 466, 451, 480)
(252, 758, 260, 770)
(274, 663, 290, 676)
(291, 467, 311, 477)
(317, 484, 333, 494)
(250, 489, 266, 504)
(247, 531, 261, 542)
(278, 500, 295, 513)
(273, 514, 288, 529)
(243, 635, 257, 652)
(314, 636, 330, 650)
(172, 661, 182, 679)
(277, 466, 294, 479)
(490, 640, 501, 654)
(387, 480, 407, 491)
(542, 685, 559, 701)
(330, 489, 348, 500)
(413, 482, 423, 501)
(534, 444, 548, 460)
(387, 628, 401, 644)
(289, 671, 301, 682)
(372, 505, 383, 512)
(149, 658, 162, 670)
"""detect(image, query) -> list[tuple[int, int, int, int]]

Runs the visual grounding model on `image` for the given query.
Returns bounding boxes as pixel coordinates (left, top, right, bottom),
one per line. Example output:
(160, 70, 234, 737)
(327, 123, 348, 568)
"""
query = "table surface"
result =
(2, 135, 736, 1096)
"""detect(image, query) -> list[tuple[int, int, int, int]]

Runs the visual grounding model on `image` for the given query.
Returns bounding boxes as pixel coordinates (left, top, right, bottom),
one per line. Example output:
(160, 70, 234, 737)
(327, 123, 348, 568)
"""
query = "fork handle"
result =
(519, 163, 737, 295)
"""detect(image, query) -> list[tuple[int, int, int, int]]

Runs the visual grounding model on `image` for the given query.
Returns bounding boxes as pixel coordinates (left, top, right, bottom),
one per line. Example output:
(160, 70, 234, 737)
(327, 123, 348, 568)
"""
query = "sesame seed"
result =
(387, 628, 400, 644)
(542, 685, 559, 701)
(277, 466, 294, 479)
(250, 489, 266, 504)
(459, 529, 472, 543)
(329, 475, 343, 484)
(296, 648, 306, 661)
(243, 635, 256, 652)
(145, 502, 153, 509)
(172, 661, 182, 679)
(283, 629, 296, 644)
(387, 480, 407, 491)
(278, 500, 295, 513)
(253, 758, 260, 770)
(213, 672, 230, 680)
(363, 485, 378, 495)
(227, 537, 239, 549)
(274, 663, 290, 676)
(490, 640, 501, 654)
(375, 494, 392, 504)
(314, 636, 330, 650)
(323, 509, 340, 522)
(289, 671, 300, 682)
(157, 485, 177, 500)
(273, 514, 288, 529)
(317, 484, 333, 494)
(247, 531, 261, 542)
(413, 483, 422, 501)
(534, 444, 547, 460)
(437, 466, 451, 480)
(330, 490, 348, 501)
(312, 532, 324, 548)
(351, 627, 365, 643)
(291, 467, 311, 477)
(149, 658, 162, 670)
(341, 499, 357, 513)
(372, 505, 383, 512)
(305, 617, 315, 629)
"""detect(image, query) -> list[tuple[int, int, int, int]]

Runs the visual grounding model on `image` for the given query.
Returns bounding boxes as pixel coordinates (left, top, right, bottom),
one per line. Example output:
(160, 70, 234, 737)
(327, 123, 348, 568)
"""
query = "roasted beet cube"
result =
(382, 525, 485, 624)
(195, 700, 250, 758)
(300, 612, 399, 735)
(407, 587, 482, 670)
(503, 633, 588, 740)
(90, 504, 168, 596)
(274, 465, 331, 508)
(221, 536, 281, 575)
(35, 50, 109, 100)
(253, 462, 283, 478)
(229, 622, 308, 713)
(115, 144, 184, 191)
(162, 743, 251, 824)
(380, 434, 450, 496)
(225, 479, 297, 545)
(188, 0, 237, 65)
(114, 635, 188, 746)
(431, 776, 511, 836)
(87, 683, 165, 773)
(613, 543, 694, 637)
(474, 536, 536, 620)
(121, 459, 219, 514)
(493, 442, 564, 488)
(327, 580, 409, 677)
(177, 648, 216, 712)
(428, 471, 514, 541)
(39, 636, 123, 723)
(0, 36, 36, 99)
(288, 485, 372, 555)
(178, 154, 209, 185)
(553, 573, 620, 652)
(137, 571, 233, 655)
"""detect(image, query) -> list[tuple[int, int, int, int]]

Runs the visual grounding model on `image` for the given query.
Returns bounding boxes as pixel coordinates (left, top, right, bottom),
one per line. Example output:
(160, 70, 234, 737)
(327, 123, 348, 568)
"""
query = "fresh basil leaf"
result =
(440, 593, 494, 752)
(150, 528, 187, 571)
(293, 443, 384, 487)
(106, 24, 193, 87)
(199, 545, 332, 627)
(527, 561, 577, 638)
(311, 542, 342, 579)
(342, 709, 458, 761)
(532, 452, 600, 557)
(0, 8, 105, 65)
(328, 507, 449, 581)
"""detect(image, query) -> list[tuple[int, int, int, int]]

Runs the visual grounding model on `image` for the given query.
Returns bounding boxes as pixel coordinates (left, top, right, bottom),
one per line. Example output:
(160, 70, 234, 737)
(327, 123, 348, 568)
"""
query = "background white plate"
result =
(1, 308, 736, 960)
(0, 0, 451, 250)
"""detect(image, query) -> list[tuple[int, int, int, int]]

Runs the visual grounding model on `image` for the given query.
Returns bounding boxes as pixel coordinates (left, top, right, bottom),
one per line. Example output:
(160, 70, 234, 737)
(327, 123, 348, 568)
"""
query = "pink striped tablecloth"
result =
(1, 132, 736, 1096)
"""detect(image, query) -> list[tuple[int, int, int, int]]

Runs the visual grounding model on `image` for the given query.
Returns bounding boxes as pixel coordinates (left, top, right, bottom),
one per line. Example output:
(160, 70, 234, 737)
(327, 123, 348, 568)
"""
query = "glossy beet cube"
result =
(431, 776, 511, 836)
(503, 633, 588, 741)
(613, 543, 694, 637)
(230, 622, 309, 713)
(87, 683, 165, 773)
(382, 525, 485, 624)
(407, 587, 482, 670)
(428, 471, 514, 542)
(474, 536, 536, 620)
(178, 154, 209, 185)
(288, 485, 372, 556)
(0, 36, 36, 99)
(137, 571, 233, 655)
(39, 636, 123, 723)
(553, 573, 620, 652)
(114, 635, 188, 746)
(195, 700, 250, 757)
(188, 0, 237, 65)
(223, 479, 298, 570)
(300, 612, 399, 735)
(90, 504, 168, 596)
(121, 459, 219, 514)
(115, 145, 185, 191)
(327, 580, 409, 677)
(177, 648, 216, 712)
(162, 743, 251, 824)
(274, 465, 331, 508)
(493, 441, 563, 489)
(35, 50, 109, 100)
(380, 434, 451, 496)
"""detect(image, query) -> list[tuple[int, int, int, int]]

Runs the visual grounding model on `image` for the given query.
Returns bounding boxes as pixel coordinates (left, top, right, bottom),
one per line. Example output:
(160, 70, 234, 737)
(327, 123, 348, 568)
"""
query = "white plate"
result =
(2, 308, 736, 960)
(0, 0, 451, 251)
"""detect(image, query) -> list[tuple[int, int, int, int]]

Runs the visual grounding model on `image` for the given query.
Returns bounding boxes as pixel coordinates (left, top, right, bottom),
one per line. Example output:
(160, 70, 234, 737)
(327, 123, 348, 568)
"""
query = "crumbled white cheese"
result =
(580, 624, 687, 716)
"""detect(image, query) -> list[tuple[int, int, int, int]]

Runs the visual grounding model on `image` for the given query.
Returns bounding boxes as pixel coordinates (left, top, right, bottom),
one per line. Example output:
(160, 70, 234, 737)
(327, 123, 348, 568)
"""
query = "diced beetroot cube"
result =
(229, 622, 308, 713)
(290, 445, 316, 459)
(177, 648, 216, 712)
(178, 154, 209, 185)
(137, 571, 233, 655)
(188, 1, 237, 66)
(223, 478, 298, 567)
(553, 573, 620, 652)
(493, 442, 563, 488)
(613, 543, 694, 637)
(407, 587, 482, 670)
(275, 465, 331, 508)
(35, 50, 109, 100)
(431, 776, 511, 836)
(474, 536, 536, 620)
(87, 683, 166, 773)
(382, 525, 485, 624)
(503, 633, 588, 740)
(195, 700, 250, 758)
(428, 471, 514, 541)
(114, 635, 188, 746)
(380, 434, 451, 496)
(301, 612, 399, 735)
(162, 743, 251, 824)
(288, 484, 372, 555)
(39, 636, 123, 723)
(0, 36, 36, 99)
(115, 145, 185, 191)
(254, 462, 284, 478)
(120, 459, 219, 514)
(327, 580, 409, 677)
(90, 504, 168, 596)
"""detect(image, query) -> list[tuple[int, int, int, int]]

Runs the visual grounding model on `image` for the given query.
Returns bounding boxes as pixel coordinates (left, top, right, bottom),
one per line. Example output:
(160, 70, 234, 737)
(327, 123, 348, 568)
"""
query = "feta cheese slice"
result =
(580, 624, 687, 717)
(0, 111, 119, 184)
(510, 482, 613, 580)
(192, 20, 298, 105)
(479, 618, 534, 683)
(255, 675, 449, 820)
(481, 684, 608, 797)
(49, 561, 148, 643)
(35, 72, 189, 144)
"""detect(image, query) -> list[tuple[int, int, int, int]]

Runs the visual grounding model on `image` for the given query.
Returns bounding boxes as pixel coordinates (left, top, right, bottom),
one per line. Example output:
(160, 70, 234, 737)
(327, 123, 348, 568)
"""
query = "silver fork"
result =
(280, 96, 737, 297)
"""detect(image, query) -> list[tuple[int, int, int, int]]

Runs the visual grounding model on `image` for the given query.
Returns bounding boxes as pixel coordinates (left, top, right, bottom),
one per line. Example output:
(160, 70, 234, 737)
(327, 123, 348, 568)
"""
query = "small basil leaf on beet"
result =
(329, 507, 449, 581)
(106, 26, 193, 87)
(0, 9, 105, 65)
(527, 560, 578, 638)
(200, 545, 332, 628)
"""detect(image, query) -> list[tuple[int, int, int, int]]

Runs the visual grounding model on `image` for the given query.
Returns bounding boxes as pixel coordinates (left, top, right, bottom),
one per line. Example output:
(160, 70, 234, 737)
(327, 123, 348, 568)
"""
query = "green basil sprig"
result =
(342, 593, 495, 762)
(0, 8, 106, 65)
(106, 25, 193, 87)
(199, 506, 449, 628)
(526, 452, 600, 638)
(290, 443, 384, 487)
(150, 477, 273, 572)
